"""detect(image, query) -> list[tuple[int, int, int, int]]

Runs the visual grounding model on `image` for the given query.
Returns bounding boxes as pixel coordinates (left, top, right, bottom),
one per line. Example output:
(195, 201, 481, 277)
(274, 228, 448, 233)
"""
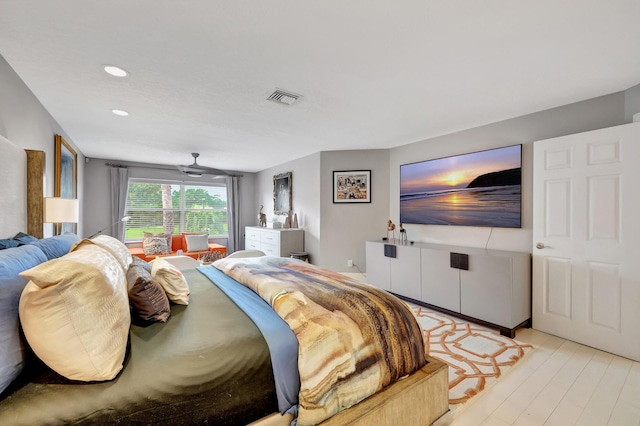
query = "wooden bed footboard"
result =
(250, 356, 449, 426)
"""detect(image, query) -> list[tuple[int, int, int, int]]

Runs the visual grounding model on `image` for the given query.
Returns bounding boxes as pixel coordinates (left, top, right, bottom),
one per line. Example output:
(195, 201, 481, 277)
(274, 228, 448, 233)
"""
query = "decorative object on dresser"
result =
(245, 226, 303, 257)
(386, 219, 396, 242)
(257, 205, 267, 227)
(333, 170, 371, 203)
(54, 135, 78, 234)
(366, 240, 531, 338)
(273, 171, 292, 215)
(284, 210, 293, 228)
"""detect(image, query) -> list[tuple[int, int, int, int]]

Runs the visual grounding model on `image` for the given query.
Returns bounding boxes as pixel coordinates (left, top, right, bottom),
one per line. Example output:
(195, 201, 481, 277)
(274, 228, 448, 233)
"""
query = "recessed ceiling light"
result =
(111, 109, 129, 116)
(104, 65, 128, 77)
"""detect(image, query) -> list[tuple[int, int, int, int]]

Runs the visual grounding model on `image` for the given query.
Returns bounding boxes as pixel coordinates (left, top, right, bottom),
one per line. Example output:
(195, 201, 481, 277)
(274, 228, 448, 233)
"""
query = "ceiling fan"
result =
(177, 153, 228, 177)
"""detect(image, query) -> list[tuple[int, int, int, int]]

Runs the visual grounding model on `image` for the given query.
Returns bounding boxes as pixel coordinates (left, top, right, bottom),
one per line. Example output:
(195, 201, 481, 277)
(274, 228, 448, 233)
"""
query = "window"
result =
(125, 179, 227, 241)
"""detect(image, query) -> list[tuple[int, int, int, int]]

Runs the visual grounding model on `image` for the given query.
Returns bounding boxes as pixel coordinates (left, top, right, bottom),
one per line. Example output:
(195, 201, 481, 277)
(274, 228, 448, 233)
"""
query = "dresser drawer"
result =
(244, 226, 303, 258)
(246, 228, 261, 240)
(260, 242, 280, 256)
(245, 239, 261, 250)
(260, 230, 280, 245)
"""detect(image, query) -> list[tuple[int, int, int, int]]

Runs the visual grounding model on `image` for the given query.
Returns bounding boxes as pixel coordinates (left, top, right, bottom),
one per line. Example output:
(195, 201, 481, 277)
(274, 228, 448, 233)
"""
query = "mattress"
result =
(0, 269, 278, 425)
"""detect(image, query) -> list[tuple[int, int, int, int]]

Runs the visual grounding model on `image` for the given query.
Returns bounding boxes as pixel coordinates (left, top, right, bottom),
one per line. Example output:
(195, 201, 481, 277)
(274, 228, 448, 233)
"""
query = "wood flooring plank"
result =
(514, 345, 596, 425)
(544, 399, 584, 426)
(576, 355, 633, 425)
(607, 400, 640, 426)
(561, 350, 613, 408)
(618, 360, 640, 409)
(492, 340, 579, 423)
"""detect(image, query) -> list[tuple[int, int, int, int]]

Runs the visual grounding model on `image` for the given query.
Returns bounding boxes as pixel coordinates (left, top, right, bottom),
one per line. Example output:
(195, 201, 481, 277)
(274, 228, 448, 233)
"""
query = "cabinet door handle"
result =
(536, 242, 545, 249)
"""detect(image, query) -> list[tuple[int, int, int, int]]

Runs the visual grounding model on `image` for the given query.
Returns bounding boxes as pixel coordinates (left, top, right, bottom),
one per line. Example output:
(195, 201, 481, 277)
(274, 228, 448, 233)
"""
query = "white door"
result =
(532, 122, 640, 361)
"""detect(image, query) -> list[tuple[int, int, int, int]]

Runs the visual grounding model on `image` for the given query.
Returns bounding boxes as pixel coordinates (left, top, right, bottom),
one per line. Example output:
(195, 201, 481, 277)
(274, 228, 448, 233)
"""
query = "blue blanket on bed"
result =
(197, 266, 300, 415)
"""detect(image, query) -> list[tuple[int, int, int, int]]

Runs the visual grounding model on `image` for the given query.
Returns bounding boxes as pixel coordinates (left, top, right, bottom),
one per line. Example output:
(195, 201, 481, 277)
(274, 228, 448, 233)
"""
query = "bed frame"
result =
(1, 135, 450, 426)
(249, 359, 448, 426)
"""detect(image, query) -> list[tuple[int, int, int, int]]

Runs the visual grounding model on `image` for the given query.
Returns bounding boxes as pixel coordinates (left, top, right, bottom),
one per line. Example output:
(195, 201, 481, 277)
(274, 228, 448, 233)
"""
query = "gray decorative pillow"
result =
(143, 232, 172, 250)
(127, 264, 170, 323)
(131, 256, 152, 273)
(142, 237, 170, 256)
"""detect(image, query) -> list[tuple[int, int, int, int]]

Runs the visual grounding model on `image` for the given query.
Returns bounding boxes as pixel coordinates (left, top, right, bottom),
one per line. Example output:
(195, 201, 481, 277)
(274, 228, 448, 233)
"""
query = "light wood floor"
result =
(434, 327, 640, 426)
(342, 272, 640, 425)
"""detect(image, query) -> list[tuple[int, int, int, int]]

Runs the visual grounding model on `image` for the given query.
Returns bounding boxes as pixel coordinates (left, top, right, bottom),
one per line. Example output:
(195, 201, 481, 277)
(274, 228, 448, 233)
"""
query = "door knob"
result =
(536, 242, 545, 249)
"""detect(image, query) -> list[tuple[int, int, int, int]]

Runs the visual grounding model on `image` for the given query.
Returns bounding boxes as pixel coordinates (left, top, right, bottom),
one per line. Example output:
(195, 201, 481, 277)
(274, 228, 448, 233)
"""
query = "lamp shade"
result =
(44, 197, 79, 223)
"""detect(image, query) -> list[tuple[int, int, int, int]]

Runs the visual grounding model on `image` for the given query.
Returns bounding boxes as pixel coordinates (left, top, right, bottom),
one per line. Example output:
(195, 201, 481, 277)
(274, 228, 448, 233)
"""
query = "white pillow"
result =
(74, 235, 133, 272)
(184, 233, 209, 252)
(18, 243, 130, 382)
(151, 258, 190, 305)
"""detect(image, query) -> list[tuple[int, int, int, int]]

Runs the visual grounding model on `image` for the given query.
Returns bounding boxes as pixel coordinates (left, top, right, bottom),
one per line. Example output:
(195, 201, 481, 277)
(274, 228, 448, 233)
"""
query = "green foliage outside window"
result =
(125, 181, 228, 240)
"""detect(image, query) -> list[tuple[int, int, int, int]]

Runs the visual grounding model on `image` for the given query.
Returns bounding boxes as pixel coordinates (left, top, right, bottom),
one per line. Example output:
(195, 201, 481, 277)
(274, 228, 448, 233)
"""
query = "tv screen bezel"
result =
(399, 144, 523, 228)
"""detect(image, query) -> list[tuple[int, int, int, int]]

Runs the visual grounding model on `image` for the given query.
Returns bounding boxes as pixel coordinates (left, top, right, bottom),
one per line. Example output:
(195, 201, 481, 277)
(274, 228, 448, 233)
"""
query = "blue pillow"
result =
(0, 239, 20, 250)
(28, 233, 80, 260)
(0, 244, 47, 395)
(12, 232, 38, 246)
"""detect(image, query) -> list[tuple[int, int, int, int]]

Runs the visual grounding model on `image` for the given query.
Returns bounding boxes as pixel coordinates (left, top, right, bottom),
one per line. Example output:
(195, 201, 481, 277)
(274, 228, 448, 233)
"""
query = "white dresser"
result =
(245, 226, 304, 257)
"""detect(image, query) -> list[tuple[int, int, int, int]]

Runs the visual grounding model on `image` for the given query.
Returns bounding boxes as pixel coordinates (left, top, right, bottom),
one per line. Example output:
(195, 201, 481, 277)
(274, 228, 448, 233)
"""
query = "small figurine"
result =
(386, 219, 396, 242)
(258, 205, 267, 227)
(399, 223, 407, 242)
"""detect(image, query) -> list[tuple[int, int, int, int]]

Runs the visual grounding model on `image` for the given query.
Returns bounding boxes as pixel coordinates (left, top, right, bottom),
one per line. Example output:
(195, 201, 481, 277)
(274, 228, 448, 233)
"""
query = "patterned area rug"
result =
(407, 303, 533, 407)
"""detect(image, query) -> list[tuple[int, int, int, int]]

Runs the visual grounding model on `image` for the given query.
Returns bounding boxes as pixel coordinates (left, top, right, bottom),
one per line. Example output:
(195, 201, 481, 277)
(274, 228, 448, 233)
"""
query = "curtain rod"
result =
(104, 162, 242, 177)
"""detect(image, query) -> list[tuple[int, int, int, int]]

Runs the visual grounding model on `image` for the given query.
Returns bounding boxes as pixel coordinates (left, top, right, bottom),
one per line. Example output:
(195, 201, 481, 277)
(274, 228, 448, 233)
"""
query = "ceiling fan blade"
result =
(176, 153, 228, 176)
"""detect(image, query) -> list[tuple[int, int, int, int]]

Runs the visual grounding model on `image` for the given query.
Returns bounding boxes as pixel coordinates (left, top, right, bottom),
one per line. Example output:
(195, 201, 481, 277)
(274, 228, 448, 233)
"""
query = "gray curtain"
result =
(110, 167, 129, 241)
(226, 176, 240, 253)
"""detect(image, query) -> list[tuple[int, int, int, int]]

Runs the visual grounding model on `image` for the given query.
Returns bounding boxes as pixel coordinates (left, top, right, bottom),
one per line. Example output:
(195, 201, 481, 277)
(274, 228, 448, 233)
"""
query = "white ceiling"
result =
(1, 1, 639, 173)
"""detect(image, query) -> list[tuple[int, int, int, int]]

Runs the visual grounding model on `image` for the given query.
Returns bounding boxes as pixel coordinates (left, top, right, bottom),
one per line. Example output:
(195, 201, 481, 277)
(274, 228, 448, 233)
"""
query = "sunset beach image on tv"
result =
(400, 145, 522, 228)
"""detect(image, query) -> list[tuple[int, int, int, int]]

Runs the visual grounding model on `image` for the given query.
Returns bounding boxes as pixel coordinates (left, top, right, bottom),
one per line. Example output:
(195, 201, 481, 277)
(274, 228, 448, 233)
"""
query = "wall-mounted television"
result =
(400, 144, 522, 228)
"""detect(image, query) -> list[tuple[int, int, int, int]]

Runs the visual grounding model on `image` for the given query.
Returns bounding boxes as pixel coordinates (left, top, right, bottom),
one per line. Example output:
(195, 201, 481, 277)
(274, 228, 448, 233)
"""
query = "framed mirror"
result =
(273, 172, 292, 215)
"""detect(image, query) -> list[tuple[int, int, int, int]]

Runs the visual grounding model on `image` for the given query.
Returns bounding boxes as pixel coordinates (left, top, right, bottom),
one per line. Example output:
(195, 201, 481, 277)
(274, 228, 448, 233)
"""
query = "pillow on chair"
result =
(143, 232, 172, 248)
(143, 237, 170, 256)
(184, 234, 209, 252)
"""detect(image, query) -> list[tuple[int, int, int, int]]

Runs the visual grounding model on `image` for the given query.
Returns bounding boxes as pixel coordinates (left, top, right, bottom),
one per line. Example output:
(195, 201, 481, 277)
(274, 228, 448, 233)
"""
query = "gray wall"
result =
(253, 150, 389, 272)
(625, 83, 640, 123)
(83, 158, 257, 247)
(389, 92, 626, 253)
(0, 55, 85, 237)
(319, 150, 389, 272)
(255, 153, 321, 264)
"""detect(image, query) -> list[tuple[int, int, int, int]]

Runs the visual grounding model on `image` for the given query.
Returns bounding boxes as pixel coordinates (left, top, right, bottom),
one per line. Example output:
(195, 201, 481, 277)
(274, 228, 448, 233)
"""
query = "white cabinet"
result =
(421, 248, 460, 313)
(365, 241, 391, 291)
(366, 240, 531, 337)
(391, 245, 422, 300)
(365, 242, 421, 298)
(244, 226, 304, 257)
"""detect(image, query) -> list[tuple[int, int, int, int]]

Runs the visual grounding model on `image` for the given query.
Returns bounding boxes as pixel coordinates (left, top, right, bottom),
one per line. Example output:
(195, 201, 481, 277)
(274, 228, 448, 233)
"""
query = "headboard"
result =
(0, 134, 27, 238)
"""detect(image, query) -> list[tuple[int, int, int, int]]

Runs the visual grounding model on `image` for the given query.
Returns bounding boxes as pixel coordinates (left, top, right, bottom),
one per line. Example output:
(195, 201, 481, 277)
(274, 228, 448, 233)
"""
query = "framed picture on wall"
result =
(54, 134, 77, 233)
(273, 171, 292, 215)
(333, 170, 371, 203)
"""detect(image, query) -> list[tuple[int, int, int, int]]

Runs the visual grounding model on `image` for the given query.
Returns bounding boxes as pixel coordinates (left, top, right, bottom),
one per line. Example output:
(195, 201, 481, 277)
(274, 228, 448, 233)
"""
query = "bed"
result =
(0, 134, 448, 425)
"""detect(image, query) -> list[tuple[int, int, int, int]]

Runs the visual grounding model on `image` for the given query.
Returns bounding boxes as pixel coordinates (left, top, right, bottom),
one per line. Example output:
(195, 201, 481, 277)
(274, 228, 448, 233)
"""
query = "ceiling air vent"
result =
(267, 89, 302, 106)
